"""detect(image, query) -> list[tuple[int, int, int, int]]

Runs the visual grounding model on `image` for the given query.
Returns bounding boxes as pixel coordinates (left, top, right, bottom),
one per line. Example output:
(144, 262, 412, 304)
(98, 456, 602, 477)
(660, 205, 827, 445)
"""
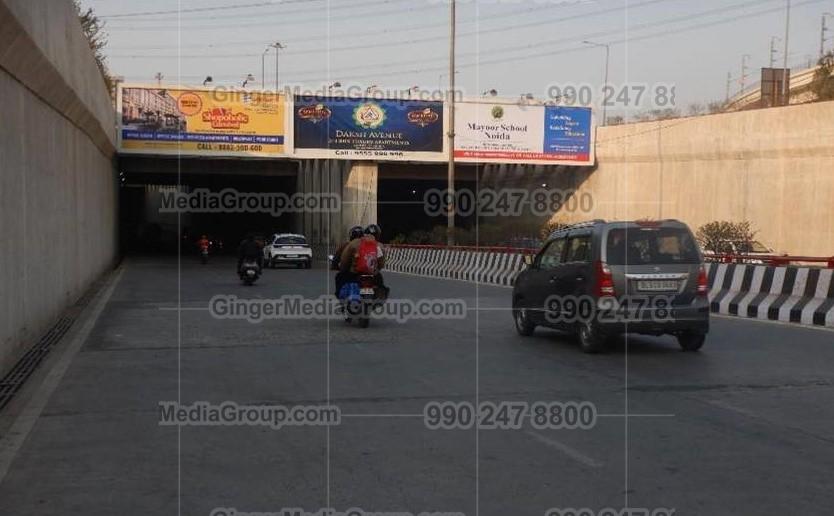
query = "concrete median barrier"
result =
(384, 246, 834, 329)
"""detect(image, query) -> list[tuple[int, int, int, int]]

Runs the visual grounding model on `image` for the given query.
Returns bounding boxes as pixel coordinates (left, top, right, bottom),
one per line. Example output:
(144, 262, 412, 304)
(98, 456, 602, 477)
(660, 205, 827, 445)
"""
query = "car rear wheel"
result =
(578, 322, 606, 354)
(677, 333, 706, 352)
(513, 307, 536, 336)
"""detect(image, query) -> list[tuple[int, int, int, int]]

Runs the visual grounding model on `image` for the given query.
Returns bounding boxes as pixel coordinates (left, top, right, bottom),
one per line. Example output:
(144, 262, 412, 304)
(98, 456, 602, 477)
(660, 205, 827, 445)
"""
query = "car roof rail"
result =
(548, 219, 606, 238)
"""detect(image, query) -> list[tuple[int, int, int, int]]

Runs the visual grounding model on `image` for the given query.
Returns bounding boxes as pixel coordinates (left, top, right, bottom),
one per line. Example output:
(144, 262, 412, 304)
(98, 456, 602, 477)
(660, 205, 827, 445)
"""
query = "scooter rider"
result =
(237, 233, 263, 273)
(338, 224, 388, 298)
(334, 225, 364, 296)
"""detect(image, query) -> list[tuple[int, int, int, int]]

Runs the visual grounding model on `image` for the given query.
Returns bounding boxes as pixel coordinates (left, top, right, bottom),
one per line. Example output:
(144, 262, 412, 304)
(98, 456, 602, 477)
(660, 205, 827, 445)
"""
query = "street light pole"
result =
(582, 40, 610, 126)
(446, 0, 456, 246)
(269, 42, 285, 91)
(261, 46, 270, 90)
(781, 0, 791, 102)
(740, 54, 751, 94)
(822, 13, 833, 58)
(770, 36, 781, 68)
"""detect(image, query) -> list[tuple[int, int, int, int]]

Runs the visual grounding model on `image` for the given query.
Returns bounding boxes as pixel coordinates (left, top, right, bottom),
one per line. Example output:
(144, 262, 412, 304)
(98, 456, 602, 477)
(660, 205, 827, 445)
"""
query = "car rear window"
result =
(605, 227, 700, 265)
(275, 236, 307, 245)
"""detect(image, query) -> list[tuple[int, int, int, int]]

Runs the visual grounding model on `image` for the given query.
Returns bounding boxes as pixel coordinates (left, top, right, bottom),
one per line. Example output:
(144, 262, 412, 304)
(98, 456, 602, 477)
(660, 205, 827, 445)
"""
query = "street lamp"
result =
(268, 42, 286, 91)
(366, 84, 379, 95)
(242, 73, 255, 88)
(261, 46, 271, 90)
(482, 89, 498, 96)
(203, 76, 213, 86)
(582, 40, 610, 126)
(327, 81, 342, 92)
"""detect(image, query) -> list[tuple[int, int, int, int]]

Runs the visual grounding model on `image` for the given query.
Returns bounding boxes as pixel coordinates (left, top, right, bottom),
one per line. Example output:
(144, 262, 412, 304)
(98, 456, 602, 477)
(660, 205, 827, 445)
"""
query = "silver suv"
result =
(512, 219, 709, 353)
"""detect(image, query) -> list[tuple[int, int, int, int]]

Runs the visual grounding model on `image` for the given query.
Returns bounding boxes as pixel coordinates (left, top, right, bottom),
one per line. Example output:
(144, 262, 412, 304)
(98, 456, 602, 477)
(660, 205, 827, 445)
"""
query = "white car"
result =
(264, 233, 313, 269)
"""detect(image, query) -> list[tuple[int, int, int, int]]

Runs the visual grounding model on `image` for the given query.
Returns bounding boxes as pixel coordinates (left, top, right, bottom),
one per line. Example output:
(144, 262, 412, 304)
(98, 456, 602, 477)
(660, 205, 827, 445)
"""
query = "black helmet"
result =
(349, 225, 364, 240)
(364, 224, 381, 238)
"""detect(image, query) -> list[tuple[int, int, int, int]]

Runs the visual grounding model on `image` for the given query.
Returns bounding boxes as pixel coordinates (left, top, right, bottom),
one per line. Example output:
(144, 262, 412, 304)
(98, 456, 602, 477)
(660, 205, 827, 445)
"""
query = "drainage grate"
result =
(0, 277, 106, 412)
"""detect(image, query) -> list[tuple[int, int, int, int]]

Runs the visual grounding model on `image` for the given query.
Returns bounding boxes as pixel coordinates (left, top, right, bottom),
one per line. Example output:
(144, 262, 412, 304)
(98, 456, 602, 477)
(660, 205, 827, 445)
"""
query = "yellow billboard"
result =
(118, 85, 286, 157)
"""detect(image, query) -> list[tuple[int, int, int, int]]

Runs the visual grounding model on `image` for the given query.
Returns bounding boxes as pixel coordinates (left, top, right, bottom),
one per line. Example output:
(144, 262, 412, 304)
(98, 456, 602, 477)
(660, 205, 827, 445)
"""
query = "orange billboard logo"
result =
(407, 107, 439, 127)
(297, 104, 332, 123)
(201, 108, 250, 129)
(177, 92, 202, 116)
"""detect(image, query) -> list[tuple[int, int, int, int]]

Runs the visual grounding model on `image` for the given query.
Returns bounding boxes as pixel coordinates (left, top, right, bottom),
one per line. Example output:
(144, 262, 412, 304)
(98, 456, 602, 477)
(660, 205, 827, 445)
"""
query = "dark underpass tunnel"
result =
(119, 158, 298, 255)
(378, 163, 477, 242)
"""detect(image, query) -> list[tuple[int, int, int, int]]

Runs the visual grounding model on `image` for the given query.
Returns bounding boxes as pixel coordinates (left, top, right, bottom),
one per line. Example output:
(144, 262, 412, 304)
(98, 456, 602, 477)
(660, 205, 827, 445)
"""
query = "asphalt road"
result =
(1, 256, 833, 516)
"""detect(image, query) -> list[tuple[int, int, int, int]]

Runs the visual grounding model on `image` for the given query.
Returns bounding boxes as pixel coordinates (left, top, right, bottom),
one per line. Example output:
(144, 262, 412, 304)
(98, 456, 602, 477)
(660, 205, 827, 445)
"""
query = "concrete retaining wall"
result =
(556, 102, 834, 257)
(0, 0, 117, 375)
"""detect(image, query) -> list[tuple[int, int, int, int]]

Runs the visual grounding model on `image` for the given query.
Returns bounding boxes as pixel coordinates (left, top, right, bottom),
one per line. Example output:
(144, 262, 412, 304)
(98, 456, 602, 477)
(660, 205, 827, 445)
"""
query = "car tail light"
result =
(696, 265, 709, 296)
(594, 260, 615, 297)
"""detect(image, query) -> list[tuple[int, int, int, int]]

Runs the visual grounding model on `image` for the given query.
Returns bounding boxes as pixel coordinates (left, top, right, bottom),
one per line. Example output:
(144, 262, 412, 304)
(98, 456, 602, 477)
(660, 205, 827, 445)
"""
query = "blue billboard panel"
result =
(292, 96, 445, 161)
(543, 106, 593, 162)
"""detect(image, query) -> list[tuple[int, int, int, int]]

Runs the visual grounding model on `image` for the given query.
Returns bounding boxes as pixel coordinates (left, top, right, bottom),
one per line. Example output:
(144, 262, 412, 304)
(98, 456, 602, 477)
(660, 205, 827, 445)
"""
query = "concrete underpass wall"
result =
(0, 0, 117, 374)
(556, 102, 834, 256)
(297, 160, 378, 254)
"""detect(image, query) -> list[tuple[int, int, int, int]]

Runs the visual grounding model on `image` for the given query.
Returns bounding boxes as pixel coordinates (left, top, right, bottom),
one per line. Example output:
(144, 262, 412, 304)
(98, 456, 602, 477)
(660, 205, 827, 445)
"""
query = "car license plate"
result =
(284, 254, 298, 258)
(360, 288, 375, 295)
(637, 280, 678, 292)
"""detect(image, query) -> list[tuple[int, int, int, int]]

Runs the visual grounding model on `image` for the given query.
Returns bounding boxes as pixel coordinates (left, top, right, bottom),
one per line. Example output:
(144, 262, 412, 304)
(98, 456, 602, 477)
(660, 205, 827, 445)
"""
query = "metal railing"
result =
(387, 243, 539, 255)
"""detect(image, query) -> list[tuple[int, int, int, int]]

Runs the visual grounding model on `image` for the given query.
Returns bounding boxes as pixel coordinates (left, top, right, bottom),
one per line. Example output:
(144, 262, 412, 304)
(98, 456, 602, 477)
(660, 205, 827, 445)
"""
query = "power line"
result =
(110, 0, 779, 77)
(108, 0, 674, 56)
(99, 0, 312, 19)
(290, 0, 825, 84)
(103, 0, 614, 49)
(106, 0, 403, 23)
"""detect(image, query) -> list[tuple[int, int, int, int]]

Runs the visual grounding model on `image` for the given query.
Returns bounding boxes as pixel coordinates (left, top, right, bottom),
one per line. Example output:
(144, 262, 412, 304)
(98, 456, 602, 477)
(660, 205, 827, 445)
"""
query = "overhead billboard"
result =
(118, 85, 287, 157)
(454, 100, 594, 165)
(292, 96, 445, 161)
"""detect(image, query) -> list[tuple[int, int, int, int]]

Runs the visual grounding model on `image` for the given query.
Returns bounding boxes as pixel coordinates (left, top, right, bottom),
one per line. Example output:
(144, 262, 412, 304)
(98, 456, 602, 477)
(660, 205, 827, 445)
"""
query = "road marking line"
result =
(524, 430, 603, 468)
(0, 267, 125, 485)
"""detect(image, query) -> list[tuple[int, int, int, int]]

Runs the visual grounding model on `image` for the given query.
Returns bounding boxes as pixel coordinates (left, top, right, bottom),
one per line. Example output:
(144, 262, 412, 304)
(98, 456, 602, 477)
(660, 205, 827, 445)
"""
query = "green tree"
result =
(811, 50, 834, 101)
(73, 1, 112, 92)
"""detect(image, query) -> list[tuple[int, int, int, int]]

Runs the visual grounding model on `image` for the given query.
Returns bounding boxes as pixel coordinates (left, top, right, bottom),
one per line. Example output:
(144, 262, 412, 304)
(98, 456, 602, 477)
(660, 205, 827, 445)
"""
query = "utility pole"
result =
(154, 72, 164, 87)
(740, 54, 751, 94)
(770, 36, 781, 68)
(822, 13, 833, 58)
(582, 41, 611, 126)
(446, 0, 456, 246)
(782, 0, 791, 101)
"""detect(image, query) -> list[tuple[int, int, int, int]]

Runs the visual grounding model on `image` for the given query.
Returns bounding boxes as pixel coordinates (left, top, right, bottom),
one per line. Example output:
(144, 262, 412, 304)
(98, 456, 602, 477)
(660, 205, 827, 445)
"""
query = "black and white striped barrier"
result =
(385, 246, 528, 287)
(385, 247, 834, 329)
(706, 263, 834, 328)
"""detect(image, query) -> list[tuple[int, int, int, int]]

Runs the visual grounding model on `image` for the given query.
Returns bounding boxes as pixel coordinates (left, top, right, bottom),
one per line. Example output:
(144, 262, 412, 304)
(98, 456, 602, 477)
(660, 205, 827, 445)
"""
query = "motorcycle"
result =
(338, 274, 387, 328)
(239, 259, 261, 286)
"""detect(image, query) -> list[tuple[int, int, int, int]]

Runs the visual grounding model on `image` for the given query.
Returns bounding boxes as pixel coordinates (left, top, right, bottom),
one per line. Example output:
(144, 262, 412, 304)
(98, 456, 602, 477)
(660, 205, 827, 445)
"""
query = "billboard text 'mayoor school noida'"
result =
(454, 101, 593, 166)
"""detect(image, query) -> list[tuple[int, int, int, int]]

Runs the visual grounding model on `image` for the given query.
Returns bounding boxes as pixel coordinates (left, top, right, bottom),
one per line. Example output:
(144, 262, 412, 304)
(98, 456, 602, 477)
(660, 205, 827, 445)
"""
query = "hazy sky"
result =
(85, 0, 830, 112)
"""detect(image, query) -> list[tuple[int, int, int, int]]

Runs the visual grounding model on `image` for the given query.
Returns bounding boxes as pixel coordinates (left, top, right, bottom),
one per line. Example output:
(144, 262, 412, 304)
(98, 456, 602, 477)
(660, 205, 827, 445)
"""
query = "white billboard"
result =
(454, 99, 594, 166)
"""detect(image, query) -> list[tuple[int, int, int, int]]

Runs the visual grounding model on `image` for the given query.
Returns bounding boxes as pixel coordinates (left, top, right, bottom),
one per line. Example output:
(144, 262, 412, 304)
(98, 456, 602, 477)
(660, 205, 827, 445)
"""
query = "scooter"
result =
(338, 274, 387, 328)
(239, 259, 261, 286)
